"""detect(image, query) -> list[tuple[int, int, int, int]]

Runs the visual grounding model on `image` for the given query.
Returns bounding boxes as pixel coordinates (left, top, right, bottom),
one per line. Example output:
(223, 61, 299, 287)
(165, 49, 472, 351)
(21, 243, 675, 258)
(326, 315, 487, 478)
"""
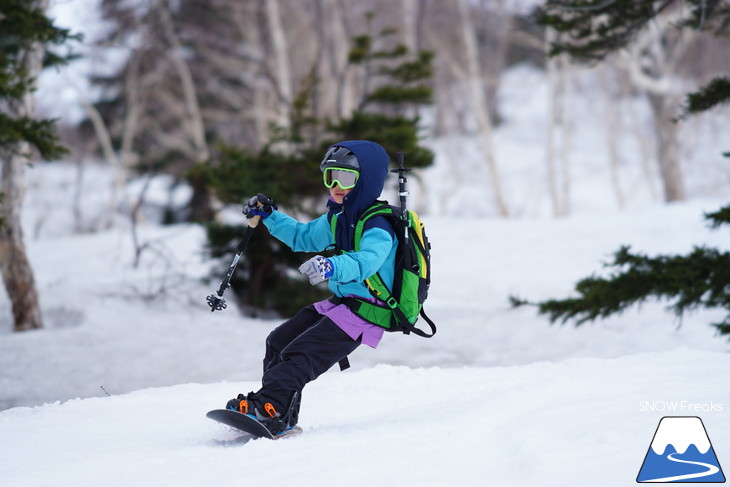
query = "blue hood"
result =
(326, 140, 391, 251)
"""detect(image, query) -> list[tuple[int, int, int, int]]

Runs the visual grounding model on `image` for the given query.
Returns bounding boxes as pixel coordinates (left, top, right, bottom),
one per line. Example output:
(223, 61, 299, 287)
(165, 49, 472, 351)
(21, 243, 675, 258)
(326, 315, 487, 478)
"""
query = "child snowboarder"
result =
(226, 140, 397, 435)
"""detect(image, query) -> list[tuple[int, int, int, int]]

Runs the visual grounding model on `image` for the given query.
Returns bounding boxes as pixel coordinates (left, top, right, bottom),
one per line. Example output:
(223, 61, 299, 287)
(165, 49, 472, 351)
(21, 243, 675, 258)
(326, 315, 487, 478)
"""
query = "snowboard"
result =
(206, 409, 302, 440)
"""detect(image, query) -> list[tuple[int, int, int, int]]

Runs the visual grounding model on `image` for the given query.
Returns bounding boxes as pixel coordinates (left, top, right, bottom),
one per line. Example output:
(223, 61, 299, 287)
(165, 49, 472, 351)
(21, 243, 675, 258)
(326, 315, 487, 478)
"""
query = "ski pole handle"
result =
(247, 197, 267, 228)
(247, 214, 261, 228)
(396, 151, 405, 170)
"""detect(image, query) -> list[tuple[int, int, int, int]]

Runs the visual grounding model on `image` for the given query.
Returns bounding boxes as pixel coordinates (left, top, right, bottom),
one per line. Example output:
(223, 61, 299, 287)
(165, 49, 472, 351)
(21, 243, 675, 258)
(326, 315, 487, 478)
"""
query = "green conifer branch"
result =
(713, 317, 730, 335)
(531, 243, 730, 337)
(0, 0, 80, 160)
(681, 77, 730, 118)
(0, 114, 67, 159)
(705, 204, 730, 229)
(534, 0, 675, 62)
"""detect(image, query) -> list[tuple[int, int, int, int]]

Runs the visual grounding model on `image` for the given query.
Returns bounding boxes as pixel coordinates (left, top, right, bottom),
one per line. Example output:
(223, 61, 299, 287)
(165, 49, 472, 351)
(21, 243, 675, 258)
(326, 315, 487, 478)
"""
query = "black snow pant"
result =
(257, 304, 362, 417)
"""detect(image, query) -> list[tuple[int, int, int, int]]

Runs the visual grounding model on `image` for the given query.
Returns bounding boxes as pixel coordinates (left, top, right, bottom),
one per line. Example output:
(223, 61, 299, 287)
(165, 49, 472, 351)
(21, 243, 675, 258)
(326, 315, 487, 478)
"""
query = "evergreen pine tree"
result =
(0, 0, 79, 331)
(513, 1, 730, 338)
(329, 13, 435, 168)
(0, 0, 76, 160)
(511, 206, 730, 336)
(533, 0, 730, 130)
(196, 17, 434, 316)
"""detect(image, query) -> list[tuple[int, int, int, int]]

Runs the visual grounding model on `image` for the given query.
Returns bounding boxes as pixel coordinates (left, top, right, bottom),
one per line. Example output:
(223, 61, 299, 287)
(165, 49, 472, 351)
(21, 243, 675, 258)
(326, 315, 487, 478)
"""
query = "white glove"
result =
(298, 256, 334, 285)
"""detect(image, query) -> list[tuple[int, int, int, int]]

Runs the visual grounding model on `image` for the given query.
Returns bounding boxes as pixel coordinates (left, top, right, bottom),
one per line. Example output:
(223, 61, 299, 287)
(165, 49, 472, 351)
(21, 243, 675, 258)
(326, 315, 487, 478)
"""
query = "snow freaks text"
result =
(639, 401, 725, 413)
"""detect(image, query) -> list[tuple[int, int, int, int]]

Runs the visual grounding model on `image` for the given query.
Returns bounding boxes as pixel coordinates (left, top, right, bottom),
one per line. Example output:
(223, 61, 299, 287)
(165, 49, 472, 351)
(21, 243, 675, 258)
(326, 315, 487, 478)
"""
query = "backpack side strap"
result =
(338, 357, 350, 371)
(340, 296, 437, 338)
(394, 306, 437, 338)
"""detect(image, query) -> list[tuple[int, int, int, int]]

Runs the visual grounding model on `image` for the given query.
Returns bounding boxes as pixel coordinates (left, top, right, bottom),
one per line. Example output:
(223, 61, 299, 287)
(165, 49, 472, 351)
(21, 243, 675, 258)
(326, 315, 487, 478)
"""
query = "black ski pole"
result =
(391, 151, 412, 246)
(206, 213, 262, 312)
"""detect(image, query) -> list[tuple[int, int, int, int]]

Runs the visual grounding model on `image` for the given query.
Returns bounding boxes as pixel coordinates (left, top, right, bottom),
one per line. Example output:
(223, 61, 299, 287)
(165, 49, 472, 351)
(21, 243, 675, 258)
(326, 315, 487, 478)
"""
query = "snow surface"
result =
(3, 182, 729, 411)
(2, 169, 729, 487)
(1, 351, 728, 487)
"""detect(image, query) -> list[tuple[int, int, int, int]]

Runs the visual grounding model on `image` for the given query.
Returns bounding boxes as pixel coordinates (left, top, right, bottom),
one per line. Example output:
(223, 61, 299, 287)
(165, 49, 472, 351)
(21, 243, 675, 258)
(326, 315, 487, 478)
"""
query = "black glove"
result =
(242, 193, 277, 220)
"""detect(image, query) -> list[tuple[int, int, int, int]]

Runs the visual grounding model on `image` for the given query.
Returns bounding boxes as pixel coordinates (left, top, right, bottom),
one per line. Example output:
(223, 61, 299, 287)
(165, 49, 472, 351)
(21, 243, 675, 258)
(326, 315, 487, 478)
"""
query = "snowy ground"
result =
(1, 351, 728, 487)
(1, 166, 729, 485)
(5, 16, 730, 483)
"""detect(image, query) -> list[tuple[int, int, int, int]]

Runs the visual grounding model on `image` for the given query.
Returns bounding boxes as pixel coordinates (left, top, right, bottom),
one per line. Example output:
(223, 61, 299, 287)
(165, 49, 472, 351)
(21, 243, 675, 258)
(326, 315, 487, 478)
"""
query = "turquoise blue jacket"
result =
(263, 210, 396, 300)
(264, 140, 397, 300)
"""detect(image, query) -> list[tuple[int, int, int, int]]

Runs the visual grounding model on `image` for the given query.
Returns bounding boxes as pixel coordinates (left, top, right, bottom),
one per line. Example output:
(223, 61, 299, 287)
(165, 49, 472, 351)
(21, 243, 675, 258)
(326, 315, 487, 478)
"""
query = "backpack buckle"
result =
(386, 297, 398, 309)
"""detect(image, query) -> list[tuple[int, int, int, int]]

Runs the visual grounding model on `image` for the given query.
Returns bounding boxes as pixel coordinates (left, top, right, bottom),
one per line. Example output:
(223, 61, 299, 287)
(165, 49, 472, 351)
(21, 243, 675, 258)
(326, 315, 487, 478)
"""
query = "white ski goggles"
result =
(323, 167, 359, 189)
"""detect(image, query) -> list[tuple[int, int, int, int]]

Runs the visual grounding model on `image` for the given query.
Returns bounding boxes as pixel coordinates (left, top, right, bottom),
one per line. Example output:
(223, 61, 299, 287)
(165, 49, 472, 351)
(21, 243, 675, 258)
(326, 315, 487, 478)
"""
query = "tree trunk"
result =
(616, 9, 689, 203)
(0, 1, 46, 331)
(265, 0, 293, 131)
(402, 0, 418, 53)
(156, 0, 209, 163)
(231, 2, 268, 148)
(335, 0, 355, 119)
(156, 0, 216, 222)
(599, 63, 626, 209)
(648, 93, 685, 202)
(457, 0, 509, 217)
(545, 28, 572, 216)
(619, 69, 660, 202)
(481, 0, 511, 125)
(0, 151, 44, 331)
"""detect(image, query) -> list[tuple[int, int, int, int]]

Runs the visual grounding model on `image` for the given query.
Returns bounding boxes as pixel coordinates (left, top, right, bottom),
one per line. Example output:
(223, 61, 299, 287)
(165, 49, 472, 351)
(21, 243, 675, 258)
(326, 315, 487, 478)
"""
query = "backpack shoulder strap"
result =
(328, 201, 392, 249)
(353, 201, 395, 251)
(329, 211, 338, 240)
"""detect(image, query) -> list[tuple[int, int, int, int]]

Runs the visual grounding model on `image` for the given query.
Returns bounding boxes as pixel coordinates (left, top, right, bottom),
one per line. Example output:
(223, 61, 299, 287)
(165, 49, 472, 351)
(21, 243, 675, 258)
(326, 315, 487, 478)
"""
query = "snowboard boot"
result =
(226, 392, 291, 436)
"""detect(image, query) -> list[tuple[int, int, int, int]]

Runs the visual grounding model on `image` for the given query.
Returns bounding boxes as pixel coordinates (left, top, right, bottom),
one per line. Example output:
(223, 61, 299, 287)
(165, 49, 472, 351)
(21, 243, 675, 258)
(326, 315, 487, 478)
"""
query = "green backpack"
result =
(329, 200, 436, 338)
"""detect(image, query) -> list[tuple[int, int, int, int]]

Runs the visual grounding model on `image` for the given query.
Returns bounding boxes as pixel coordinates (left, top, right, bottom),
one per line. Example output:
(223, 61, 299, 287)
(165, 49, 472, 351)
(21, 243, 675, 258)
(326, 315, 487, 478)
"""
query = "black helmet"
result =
(320, 145, 360, 172)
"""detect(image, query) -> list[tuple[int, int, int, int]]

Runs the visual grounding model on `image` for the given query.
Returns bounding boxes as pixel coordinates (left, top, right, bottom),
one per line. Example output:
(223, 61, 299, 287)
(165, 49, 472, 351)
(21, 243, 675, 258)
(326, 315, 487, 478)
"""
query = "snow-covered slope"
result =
(6, 4, 729, 483)
(2, 192, 728, 411)
(2, 350, 728, 487)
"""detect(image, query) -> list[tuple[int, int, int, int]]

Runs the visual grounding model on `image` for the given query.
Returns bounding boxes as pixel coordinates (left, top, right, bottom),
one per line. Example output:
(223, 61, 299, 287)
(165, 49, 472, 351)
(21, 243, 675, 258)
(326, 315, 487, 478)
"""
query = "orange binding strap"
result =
(263, 402, 278, 418)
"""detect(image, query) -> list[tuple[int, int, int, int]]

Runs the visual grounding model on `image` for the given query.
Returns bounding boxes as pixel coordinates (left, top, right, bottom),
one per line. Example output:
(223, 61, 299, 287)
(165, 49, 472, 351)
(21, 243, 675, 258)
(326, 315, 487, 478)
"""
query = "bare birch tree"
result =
(330, 0, 357, 119)
(617, 9, 693, 202)
(545, 27, 572, 216)
(156, 0, 209, 163)
(458, 0, 510, 217)
(598, 63, 626, 209)
(0, 102, 44, 330)
(264, 0, 294, 132)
